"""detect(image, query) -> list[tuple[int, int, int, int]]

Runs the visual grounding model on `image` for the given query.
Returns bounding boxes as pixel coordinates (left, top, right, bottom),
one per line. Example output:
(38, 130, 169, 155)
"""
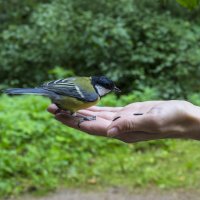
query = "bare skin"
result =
(47, 100, 200, 143)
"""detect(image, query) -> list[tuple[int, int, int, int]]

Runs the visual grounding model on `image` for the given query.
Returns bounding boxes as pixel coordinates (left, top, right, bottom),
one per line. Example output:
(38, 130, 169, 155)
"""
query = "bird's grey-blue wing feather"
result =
(41, 79, 98, 102)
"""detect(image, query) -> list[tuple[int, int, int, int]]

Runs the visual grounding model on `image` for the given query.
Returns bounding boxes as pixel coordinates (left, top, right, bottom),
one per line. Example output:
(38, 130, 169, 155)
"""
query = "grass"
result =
(62, 139, 200, 190)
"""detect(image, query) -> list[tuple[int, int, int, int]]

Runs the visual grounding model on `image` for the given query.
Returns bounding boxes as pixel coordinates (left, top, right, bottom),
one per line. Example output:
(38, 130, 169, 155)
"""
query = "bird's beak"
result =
(114, 86, 121, 93)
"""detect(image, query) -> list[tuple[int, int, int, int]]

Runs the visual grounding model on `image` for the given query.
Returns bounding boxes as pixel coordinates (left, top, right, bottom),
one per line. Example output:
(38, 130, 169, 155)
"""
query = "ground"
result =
(10, 188, 200, 200)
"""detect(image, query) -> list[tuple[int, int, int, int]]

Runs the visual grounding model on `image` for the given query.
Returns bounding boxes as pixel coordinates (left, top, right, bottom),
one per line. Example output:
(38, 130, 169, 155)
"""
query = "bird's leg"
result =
(72, 112, 96, 128)
(72, 112, 96, 120)
(55, 108, 96, 127)
(55, 108, 62, 114)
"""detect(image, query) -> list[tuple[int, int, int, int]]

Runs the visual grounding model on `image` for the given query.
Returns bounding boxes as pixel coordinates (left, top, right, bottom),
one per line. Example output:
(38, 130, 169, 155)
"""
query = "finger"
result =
(55, 113, 110, 136)
(87, 106, 123, 112)
(47, 104, 58, 114)
(78, 110, 115, 120)
(107, 114, 157, 137)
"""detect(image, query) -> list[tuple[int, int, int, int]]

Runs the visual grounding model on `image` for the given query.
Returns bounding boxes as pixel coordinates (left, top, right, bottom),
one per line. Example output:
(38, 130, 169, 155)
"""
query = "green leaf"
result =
(176, 0, 200, 9)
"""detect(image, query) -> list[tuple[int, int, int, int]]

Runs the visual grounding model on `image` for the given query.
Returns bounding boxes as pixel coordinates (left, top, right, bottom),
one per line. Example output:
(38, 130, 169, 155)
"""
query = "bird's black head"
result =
(91, 76, 120, 97)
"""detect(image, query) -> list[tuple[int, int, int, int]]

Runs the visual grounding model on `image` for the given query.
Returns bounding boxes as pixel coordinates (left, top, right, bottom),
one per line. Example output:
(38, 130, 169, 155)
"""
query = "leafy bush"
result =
(1, 0, 200, 99)
(176, 0, 200, 9)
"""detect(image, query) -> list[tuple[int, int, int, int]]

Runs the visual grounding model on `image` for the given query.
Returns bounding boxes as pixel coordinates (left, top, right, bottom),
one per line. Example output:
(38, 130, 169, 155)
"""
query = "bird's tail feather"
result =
(3, 88, 52, 96)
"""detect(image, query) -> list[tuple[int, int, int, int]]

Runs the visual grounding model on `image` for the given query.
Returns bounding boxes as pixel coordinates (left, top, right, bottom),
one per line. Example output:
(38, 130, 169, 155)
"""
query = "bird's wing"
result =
(41, 78, 98, 102)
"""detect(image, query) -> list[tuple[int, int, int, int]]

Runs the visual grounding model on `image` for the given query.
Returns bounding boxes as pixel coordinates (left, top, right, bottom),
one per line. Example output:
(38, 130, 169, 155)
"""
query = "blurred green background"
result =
(0, 0, 200, 198)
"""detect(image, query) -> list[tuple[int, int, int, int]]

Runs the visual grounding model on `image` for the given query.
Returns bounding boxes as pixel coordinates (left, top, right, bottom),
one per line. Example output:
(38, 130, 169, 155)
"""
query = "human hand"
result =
(47, 100, 200, 143)
(47, 104, 122, 137)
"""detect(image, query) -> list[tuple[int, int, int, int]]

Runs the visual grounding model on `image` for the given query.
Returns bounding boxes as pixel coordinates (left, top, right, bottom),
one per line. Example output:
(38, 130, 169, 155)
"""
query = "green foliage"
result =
(0, 0, 48, 31)
(1, 0, 200, 98)
(176, 0, 200, 9)
(48, 66, 75, 80)
(99, 87, 159, 107)
(187, 93, 200, 105)
(0, 92, 200, 197)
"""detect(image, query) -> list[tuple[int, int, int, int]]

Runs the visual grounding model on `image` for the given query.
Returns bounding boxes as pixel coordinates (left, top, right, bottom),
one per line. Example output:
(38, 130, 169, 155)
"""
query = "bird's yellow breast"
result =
(55, 96, 100, 113)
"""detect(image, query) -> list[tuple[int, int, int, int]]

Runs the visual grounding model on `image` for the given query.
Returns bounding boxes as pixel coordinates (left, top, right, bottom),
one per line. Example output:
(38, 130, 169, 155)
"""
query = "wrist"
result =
(184, 103, 200, 140)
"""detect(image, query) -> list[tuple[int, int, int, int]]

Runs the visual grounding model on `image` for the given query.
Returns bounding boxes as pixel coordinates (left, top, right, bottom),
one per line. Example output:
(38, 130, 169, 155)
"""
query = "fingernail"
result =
(107, 127, 119, 137)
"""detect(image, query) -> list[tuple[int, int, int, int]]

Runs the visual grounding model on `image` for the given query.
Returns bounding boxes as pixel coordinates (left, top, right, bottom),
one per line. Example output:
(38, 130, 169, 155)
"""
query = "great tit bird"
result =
(4, 76, 120, 123)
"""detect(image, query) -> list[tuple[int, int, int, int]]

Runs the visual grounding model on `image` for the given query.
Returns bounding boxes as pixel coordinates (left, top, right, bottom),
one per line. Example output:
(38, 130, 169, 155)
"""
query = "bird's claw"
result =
(55, 108, 62, 114)
(77, 115, 96, 128)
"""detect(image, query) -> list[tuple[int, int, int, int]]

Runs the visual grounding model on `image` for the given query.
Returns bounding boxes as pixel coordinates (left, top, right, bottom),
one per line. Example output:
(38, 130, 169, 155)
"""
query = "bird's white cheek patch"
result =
(95, 85, 110, 96)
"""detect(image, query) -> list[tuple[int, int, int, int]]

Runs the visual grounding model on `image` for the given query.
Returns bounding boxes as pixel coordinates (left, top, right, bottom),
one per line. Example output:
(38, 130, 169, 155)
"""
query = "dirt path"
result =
(12, 188, 200, 200)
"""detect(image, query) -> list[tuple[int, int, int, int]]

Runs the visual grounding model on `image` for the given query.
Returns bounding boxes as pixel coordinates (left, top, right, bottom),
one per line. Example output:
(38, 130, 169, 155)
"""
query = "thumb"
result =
(107, 117, 135, 137)
(107, 115, 153, 137)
